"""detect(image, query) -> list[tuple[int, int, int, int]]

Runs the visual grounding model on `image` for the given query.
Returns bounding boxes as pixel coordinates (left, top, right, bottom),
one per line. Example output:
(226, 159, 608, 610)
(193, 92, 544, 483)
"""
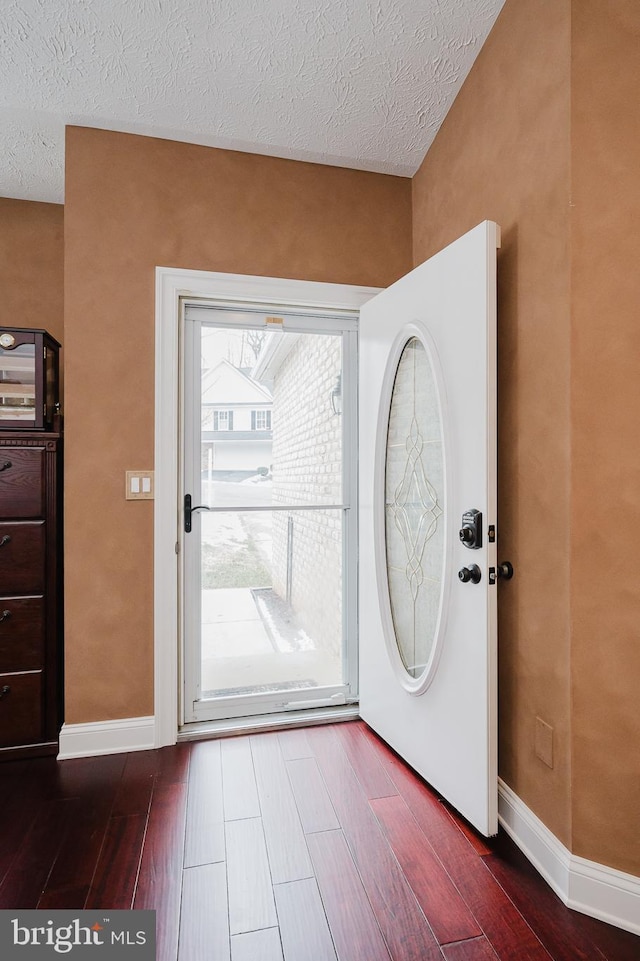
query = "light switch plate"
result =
(126, 470, 154, 500)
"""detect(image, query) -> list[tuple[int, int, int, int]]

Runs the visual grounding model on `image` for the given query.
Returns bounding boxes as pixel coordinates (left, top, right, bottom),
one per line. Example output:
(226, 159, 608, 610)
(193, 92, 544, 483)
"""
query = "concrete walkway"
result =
(200, 587, 341, 695)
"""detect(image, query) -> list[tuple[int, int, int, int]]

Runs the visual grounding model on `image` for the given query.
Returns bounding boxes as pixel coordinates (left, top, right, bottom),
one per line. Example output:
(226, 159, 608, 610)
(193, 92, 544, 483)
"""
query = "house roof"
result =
(252, 332, 300, 385)
(201, 358, 272, 406)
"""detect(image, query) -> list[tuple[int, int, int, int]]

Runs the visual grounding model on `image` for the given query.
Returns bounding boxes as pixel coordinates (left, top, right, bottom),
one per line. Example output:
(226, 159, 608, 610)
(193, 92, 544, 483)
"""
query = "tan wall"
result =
(0, 197, 64, 347)
(412, 0, 640, 876)
(570, 0, 640, 876)
(63, 127, 412, 723)
(412, 0, 573, 846)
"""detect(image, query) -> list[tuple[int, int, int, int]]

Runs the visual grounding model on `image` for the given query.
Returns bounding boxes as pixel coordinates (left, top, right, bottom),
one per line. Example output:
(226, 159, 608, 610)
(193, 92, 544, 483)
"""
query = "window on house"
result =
(251, 410, 271, 431)
(214, 410, 233, 431)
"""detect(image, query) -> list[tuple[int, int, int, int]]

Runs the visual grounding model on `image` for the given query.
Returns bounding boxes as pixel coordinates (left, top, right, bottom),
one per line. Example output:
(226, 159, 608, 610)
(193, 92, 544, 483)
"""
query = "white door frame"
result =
(153, 267, 379, 748)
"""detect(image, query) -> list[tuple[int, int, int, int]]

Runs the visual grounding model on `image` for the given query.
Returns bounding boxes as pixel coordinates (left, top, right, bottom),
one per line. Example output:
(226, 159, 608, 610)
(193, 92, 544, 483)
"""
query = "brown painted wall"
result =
(570, 0, 640, 876)
(413, 0, 640, 876)
(0, 197, 64, 345)
(412, 0, 573, 846)
(63, 127, 412, 723)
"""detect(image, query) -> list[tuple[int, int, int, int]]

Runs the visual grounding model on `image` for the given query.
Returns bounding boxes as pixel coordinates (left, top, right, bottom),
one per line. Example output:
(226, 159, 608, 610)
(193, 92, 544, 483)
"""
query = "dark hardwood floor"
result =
(0, 720, 637, 961)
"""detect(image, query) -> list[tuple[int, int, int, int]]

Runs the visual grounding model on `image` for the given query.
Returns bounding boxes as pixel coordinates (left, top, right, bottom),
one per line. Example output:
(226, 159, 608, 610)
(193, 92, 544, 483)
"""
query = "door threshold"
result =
(178, 703, 360, 741)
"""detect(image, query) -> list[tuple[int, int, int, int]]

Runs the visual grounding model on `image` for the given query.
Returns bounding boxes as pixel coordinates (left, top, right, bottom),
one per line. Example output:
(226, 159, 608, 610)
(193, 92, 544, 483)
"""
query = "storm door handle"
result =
(184, 494, 211, 533)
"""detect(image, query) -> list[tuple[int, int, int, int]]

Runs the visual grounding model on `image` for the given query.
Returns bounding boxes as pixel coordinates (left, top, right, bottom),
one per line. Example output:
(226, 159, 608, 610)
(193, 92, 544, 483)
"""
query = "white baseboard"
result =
(58, 716, 156, 759)
(498, 778, 640, 936)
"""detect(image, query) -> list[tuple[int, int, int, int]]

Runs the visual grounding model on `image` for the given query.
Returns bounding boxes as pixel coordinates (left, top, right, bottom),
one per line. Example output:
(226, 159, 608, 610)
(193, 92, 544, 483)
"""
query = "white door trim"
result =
(154, 266, 380, 748)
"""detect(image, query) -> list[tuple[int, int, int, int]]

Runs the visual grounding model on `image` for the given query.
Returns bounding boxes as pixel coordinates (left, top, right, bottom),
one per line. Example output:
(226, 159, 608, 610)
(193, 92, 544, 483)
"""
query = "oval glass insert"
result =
(385, 336, 445, 679)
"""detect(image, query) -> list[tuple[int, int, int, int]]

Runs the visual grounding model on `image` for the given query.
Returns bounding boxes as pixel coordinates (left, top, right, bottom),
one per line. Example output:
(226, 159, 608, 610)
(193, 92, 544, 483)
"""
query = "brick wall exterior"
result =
(271, 334, 343, 660)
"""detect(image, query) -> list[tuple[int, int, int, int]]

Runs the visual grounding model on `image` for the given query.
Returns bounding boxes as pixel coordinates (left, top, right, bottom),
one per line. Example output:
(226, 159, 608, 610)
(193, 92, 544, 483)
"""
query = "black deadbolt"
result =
(459, 509, 482, 549)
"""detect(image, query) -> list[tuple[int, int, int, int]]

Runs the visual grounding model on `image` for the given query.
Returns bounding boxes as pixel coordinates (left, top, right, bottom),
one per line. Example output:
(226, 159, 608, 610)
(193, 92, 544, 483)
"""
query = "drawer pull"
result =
(0, 685, 10, 700)
(0, 535, 11, 548)
(0, 461, 11, 472)
(0, 610, 10, 623)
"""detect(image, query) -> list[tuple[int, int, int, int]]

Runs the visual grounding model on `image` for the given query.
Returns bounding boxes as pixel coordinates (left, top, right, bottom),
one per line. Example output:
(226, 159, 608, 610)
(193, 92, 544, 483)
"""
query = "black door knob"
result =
(459, 564, 482, 584)
(497, 561, 514, 580)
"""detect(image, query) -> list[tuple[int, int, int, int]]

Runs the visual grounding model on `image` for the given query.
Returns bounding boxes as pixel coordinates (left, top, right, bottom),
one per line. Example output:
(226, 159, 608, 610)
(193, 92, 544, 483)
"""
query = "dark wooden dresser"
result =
(0, 431, 62, 757)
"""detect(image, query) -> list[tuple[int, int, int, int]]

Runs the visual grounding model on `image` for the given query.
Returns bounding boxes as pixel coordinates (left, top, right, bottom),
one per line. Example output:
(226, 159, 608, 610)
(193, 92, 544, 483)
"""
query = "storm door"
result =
(182, 303, 357, 724)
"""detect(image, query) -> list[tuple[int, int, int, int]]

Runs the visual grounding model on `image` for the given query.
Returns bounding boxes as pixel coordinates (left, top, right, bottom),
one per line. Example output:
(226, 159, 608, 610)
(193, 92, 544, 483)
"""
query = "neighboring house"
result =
(200, 358, 272, 475)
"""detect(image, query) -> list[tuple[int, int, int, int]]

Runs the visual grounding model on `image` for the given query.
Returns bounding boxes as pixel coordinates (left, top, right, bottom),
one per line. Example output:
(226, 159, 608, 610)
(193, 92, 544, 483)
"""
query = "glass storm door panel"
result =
(183, 306, 357, 724)
(359, 221, 500, 837)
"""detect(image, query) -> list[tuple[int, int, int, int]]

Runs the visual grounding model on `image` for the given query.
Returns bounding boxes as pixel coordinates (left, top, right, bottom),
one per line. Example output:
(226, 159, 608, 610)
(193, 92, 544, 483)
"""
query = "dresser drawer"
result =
(0, 448, 44, 518)
(0, 596, 45, 672)
(0, 670, 43, 747)
(0, 522, 45, 594)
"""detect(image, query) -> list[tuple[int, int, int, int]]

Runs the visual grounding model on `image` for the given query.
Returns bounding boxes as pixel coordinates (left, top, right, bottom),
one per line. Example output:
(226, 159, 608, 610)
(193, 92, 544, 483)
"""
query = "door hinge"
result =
(175, 541, 180, 554)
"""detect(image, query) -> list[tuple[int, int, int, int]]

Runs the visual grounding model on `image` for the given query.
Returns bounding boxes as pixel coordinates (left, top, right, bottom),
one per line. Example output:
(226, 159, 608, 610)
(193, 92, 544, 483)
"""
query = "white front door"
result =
(359, 221, 500, 836)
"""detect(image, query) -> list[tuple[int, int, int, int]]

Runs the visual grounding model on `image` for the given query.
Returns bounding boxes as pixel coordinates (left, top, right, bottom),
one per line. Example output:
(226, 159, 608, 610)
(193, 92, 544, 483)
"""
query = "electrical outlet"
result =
(535, 716, 554, 768)
(126, 470, 154, 500)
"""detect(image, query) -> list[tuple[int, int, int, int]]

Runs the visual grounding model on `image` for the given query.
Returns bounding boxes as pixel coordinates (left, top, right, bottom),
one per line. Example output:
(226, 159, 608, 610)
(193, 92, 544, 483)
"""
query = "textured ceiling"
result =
(0, 0, 505, 204)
